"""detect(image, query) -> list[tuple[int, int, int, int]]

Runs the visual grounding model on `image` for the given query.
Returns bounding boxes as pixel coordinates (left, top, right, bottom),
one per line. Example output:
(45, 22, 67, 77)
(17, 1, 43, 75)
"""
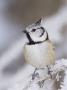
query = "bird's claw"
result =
(47, 66, 52, 79)
(38, 80, 45, 88)
(32, 72, 39, 80)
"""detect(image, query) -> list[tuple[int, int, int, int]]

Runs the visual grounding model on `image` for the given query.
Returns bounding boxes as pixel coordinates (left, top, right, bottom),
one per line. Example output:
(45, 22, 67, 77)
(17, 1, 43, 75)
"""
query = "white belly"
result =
(24, 41, 55, 68)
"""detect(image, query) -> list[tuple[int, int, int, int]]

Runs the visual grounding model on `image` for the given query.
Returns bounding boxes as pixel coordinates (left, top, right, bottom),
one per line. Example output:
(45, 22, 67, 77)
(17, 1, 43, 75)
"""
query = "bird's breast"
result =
(24, 41, 55, 68)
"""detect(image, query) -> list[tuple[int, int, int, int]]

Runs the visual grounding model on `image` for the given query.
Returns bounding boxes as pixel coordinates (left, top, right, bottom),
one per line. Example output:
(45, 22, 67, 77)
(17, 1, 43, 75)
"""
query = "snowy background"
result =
(0, 0, 67, 90)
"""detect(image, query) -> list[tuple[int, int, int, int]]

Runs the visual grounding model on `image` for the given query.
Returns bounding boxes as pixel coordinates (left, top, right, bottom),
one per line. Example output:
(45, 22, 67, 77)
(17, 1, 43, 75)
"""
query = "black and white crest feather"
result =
(35, 18, 42, 26)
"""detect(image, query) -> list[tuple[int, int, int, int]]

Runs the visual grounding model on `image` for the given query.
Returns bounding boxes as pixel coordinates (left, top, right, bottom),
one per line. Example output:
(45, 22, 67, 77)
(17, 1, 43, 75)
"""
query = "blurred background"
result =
(0, 0, 67, 89)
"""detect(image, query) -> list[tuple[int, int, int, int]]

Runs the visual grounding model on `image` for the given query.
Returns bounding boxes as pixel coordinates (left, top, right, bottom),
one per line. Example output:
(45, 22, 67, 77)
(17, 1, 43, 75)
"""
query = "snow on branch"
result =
(9, 59, 67, 90)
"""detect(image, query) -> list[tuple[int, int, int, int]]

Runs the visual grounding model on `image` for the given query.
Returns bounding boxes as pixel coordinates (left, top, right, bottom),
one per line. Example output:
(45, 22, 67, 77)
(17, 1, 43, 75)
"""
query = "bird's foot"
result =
(47, 66, 52, 79)
(38, 79, 45, 88)
(32, 68, 39, 80)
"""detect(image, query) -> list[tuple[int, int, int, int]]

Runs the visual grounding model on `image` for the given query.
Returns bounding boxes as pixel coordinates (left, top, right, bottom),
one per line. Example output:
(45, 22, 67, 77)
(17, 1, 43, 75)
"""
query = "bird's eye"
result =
(31, 29, 36, 32)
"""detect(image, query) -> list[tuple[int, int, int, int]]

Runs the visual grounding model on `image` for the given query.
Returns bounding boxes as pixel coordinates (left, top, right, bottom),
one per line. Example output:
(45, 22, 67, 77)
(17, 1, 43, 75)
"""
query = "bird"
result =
(23, 18, 56, 82)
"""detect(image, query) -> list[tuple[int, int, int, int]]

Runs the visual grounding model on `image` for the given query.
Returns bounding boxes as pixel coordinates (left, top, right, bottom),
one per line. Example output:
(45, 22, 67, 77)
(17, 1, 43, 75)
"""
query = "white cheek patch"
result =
(33, 29, 42, 37)
(33, 31, 47, 42)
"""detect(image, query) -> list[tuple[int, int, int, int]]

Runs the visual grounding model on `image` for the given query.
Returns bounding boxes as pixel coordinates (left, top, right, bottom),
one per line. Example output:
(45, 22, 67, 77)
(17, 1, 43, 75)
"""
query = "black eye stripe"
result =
(31, 29, 36, 32)
(31, 27, 45, 37)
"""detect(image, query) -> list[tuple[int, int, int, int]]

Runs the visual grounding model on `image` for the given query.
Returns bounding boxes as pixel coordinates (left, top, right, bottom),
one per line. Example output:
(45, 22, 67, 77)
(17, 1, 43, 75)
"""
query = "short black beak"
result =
(23, 30, 27, 33)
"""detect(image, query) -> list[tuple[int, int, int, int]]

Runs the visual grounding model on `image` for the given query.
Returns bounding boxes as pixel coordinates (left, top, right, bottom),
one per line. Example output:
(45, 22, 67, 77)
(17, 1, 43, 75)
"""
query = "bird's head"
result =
(23, 18, 49, 45)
